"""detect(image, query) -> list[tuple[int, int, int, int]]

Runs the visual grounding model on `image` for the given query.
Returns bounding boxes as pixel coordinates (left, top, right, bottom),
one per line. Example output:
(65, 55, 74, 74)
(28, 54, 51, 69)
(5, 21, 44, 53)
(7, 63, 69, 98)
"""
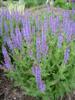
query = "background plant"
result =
(54, 0, 72, 9)
(0, 0, 72, 9)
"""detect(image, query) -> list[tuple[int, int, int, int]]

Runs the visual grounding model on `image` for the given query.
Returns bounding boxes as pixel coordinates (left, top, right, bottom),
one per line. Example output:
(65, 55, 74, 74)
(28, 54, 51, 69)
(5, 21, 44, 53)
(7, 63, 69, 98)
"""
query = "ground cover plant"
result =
(0, 7, 75, 100)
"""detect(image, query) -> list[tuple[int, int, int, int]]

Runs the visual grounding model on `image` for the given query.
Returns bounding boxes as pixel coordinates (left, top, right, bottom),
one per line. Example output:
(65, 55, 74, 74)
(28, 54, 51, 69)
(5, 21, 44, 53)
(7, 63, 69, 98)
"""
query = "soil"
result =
(0, 69, 36, 100)
(0, 67, 36, 100)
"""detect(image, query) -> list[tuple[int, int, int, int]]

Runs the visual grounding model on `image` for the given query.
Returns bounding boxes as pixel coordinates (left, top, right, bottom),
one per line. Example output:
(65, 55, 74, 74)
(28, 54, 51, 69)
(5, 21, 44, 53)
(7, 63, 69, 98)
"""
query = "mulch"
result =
(0, 68, 36, 100)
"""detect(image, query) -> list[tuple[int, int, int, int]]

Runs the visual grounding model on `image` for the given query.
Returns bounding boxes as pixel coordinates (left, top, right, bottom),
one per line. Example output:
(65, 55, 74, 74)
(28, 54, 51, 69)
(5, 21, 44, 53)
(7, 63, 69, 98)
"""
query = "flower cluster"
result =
(0, 8, 75, 100)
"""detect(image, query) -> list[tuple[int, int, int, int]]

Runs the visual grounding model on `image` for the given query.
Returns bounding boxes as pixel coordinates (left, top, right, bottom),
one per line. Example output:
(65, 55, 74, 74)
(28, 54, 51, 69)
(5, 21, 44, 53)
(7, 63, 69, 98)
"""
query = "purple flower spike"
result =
(41, 28, 48, 57)
(3, 35, 9, 44)
(10, 20, 14, 33)
(36, 35, 41, 62)
(32, 65, 46, 92)
(6, 37, 13, 50)
(11, 33, 20, 49)
(38, 80, 46, 92)
(15, 27, 22, 47)
(6, 9, 11, 20)
(72, 0, 75, 2)
(2, 45, 11, 69)
(63, 19, 73, 42)
(4, 21, 8, 33)
(32, 65, 41, 82)
(43, 17, 48, 33)
(64, 47, 70, 64)
(11, 27, 22, 49)
(58, 34, 63, 48)
(35, 16, 40, 31)
(25, 21, 31, 41)
(72, 22, 75, 35)
(49, 16, 59, 34)
(11, 33, 18, 49)
(63, 11, 70, 19)
(22, 20, 31, 45)
(0, 18, 3, 36)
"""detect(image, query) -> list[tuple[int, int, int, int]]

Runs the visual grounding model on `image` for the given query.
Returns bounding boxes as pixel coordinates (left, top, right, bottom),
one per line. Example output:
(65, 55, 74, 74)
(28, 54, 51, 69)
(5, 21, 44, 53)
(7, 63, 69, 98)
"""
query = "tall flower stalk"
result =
(32, 65, 45, 92)
(41, 28, 48, 57)
(36, 35, 41, 63)
(2, 45, 12, 69)
(57, 34, 63, 48)
(64, 47, 70, 64)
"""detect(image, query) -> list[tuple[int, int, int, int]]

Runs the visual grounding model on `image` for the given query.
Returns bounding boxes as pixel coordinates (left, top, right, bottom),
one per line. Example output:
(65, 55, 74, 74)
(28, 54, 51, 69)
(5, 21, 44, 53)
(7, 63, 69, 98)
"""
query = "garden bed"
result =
(0, 4, 75, 100)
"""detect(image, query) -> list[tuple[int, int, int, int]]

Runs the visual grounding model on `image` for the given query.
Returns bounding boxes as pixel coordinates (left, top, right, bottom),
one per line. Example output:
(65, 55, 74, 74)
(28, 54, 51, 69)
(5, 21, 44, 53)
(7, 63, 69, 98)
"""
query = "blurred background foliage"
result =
(0, 0, 73, 9)
(54, 0, 72, 9)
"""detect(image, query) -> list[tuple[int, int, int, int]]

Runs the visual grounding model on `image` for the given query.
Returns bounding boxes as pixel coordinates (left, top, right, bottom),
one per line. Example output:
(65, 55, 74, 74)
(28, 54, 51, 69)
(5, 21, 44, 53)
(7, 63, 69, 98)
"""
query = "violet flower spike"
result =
(0, 18, 3, 36)
(58, 34, 63, 48)
(32, 65, 41, 83)
(64, 47, 70, 64)
(43, 17, 48, 34)
(6, 9, 11, 20)
(25, 21, 31, 42)
(6, 37, 13, 50)
(22, 20, 31, 45)
(15, 27, 22, 48)
(36, 36, 41, 63)
(37, 80, 46, 92)
(35, 16, 40, 31)
(2, 45, 11, 69)
(11, 33, 18, 49)
(32, 65, 46, 92)
(41, 28, 48, 57)
(4, 21, 8, 33)
(11, 27, 22, 49)
(49, 16, 59, 34)
(10, 20, 14, 33)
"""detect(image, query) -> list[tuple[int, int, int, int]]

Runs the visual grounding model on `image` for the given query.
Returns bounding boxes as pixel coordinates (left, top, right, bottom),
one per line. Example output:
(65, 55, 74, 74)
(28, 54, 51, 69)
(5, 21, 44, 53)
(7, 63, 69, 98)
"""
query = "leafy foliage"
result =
(1, 0, 72, 9)
(0, 8, 75, 100)
(54, 0, 72, 9)
(7, 33, 75, 100)
(7, 44, 43, 97)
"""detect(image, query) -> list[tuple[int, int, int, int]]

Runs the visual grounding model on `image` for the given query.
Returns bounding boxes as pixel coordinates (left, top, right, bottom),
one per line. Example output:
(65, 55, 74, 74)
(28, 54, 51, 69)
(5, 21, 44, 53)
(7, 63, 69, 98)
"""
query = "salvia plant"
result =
(0, 8, 75, 100)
